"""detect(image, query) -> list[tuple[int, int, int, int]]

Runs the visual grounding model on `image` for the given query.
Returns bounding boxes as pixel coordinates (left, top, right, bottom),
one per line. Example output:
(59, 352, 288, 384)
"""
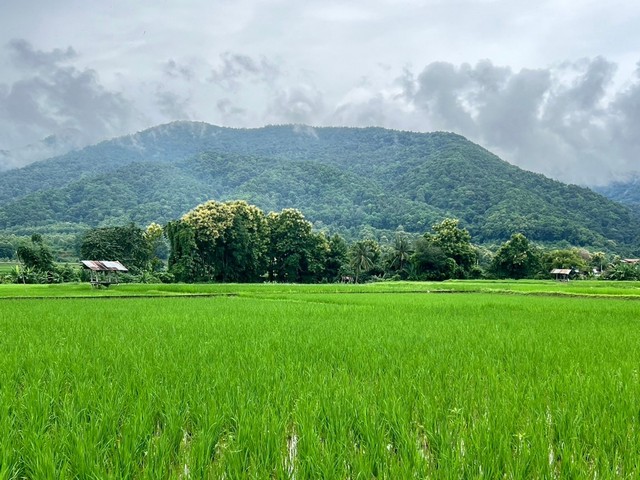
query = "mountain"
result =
(594, 176, 640, 213)
(0, 122, 638, 253)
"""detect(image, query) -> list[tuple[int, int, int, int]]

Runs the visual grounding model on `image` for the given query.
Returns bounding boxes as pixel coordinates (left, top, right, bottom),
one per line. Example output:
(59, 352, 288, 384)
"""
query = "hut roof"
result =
(550, 268, 572, 275)
(81, 260, 128, 272)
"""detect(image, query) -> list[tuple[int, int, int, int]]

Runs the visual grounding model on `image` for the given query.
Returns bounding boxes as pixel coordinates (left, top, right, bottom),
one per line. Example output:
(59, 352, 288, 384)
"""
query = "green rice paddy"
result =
(1, 282, 640, 478)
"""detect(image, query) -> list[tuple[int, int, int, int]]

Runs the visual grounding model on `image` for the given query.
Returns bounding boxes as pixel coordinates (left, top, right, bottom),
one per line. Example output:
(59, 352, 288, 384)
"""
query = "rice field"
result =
(1, 283, 640, 478)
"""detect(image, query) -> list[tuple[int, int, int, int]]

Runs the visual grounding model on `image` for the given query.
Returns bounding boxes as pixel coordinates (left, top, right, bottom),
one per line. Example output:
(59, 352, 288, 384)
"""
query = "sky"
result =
(1, 0, 640, 185)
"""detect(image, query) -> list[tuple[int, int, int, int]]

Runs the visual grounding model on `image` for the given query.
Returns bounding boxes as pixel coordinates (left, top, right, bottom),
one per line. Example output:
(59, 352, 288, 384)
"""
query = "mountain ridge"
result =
(0, 122, 638, 253)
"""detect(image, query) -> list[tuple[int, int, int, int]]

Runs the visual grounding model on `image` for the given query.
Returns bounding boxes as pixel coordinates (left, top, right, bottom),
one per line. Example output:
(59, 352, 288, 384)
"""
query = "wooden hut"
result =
(550, 268, 572, 282)
(81, 260, 128, 287)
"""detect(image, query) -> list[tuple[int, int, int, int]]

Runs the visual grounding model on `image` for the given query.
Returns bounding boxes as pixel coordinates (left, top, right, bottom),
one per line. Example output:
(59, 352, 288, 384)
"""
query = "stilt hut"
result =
(550, 268, 572, 282)
(81, 260, 128, 287)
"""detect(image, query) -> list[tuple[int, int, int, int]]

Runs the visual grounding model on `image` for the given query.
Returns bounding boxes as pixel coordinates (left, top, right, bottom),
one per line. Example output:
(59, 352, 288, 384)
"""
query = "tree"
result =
(165, 221, 200, 282)
(349, 239, 380, 283)
(542, 249, 588, 274)
(387, 233, 413, 277)
(411, 237, 453, 280)
(325, 234, 348, 282)
(590, 251, 607, 274)
(267, 209, 328, 283)
(16, 236, 55, 274)
(0, 240, 15, 259)
(605, 262, 640, 280)
(421, 218, 476, 278)
(80, 224, 151, 272)
(178, 200, 269, 282)
(490, 233, 541, 279)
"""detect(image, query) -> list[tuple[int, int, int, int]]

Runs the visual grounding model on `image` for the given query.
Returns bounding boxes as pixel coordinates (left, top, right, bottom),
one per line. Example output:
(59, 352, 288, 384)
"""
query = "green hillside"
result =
(595, 177, 640, 212)
(0, 122, 638, 252)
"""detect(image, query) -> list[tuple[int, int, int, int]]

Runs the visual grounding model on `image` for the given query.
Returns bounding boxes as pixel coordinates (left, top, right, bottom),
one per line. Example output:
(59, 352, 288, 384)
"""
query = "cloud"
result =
(267, 85, 325, 125)
(163, 59, 195, 81)
(156, 89, 191, 120)
(209, 52, 280, 91)
(7, 38, 77, 70)
(0, 39, 138, 168)
(1, 38, 639, 186)
(384, 58, 639, 185)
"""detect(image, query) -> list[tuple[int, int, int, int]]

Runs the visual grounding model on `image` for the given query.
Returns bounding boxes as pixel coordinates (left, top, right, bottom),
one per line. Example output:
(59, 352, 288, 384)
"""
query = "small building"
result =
(622, 259, 640, 265)
(81, 260, 128, 288)
(550, 268, 572, 282)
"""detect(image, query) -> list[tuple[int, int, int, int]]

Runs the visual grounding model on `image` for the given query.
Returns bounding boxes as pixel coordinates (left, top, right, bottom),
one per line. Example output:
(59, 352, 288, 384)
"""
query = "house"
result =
(550, 268, 572, 282)
(81, 260, 128, 288)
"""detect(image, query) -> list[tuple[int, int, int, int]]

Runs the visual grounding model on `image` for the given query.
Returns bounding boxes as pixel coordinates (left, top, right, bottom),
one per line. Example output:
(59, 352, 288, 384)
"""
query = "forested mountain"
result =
(595, 177, 640, 212)
(0, 122, 638, 252)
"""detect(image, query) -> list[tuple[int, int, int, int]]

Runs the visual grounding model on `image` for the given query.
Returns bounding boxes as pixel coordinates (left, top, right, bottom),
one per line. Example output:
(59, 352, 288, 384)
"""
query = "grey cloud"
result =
(8, 38, 76, 70)
(412, 62, 477, 135)
(393, 58, 639, 185)
(267, 85, 324, 124)
(163, 59, 195, 81)
(209, 52, 280, 91)
(217, 98, 246, 118)
(156, 90, 190, 120)
(332, 92, 412, 129)
(0, 39, 137, 168)
(476, 68, 551, 150)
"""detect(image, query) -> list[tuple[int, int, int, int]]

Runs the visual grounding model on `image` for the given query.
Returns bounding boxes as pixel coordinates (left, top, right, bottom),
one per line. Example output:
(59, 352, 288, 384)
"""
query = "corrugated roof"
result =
(81, 260, 128, 272)
(550, 268, 572, 275)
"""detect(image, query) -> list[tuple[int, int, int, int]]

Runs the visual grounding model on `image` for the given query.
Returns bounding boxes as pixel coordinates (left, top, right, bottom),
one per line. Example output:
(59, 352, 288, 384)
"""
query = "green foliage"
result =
(490, 233, 542, 279)
(165, 221, 200, 282)
(144, 222, 168, 271)
(604, 262, 640, 280)
(325, 234, 349, 282)
(542, 249, 588, 274)
(267, 208, 328, 283)
(411, 238, 454, 281)
(0, 123, 638, 252)
(16, 237, 55, 274)
(385, 233, 413, 278)
(177, 200, 270, 282)
(80, 224, 151, 272)
(424, 218, 477, 278)
(348, 239, 381, 283)
(0, 239, 15, 259)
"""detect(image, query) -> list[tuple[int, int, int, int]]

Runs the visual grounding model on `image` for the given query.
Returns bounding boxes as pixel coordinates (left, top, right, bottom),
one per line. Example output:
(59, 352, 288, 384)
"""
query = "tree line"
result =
(2, 199, 639, 284)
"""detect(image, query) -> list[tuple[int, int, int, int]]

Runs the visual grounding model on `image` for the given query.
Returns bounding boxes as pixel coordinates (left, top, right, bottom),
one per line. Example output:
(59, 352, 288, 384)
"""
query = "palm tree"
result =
(390, 233, 413, 273)
(349, 240, 375, 283)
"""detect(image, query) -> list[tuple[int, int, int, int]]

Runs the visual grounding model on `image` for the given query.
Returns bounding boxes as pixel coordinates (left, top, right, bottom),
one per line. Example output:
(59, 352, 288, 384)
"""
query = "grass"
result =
(0, 261, 17, 274)
(2, 279, 640, 299)
(1, 283, 640, 477)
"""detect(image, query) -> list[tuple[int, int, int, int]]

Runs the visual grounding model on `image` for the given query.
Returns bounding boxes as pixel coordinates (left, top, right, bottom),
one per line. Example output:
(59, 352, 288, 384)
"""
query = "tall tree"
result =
(349, 239, 380, 283)
(411, 237, 453, 280)
(590, 251, 607, 274)
(267, 208, 328, 283)
(80, 224, 151, 272)
(422, 218, 476, 278)
(325, 234, 349, 282)
(542, 249, 588, 273)
(16, 235, 55, 274)
(179, 200, 269, 282)
(387, 233, 413, 277)
(490, 233, 541, 279)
